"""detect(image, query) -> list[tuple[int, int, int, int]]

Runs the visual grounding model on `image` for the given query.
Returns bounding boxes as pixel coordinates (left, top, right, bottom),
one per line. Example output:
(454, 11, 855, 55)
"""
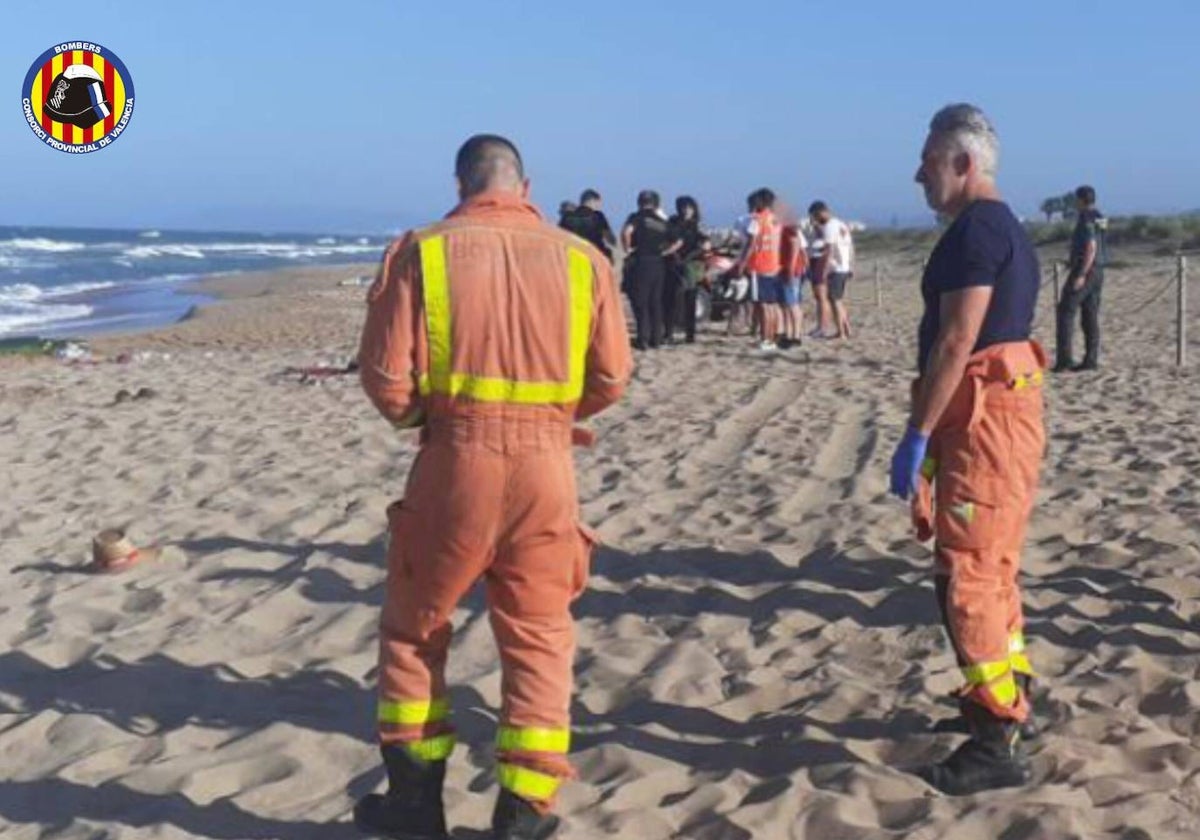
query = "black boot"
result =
(354, 746, 448, 839)
(491, 789, 560, 840)
(934, 679, 1040, 741)
(1015, 674, 1039, 741)
(918, 701, 1031, 796)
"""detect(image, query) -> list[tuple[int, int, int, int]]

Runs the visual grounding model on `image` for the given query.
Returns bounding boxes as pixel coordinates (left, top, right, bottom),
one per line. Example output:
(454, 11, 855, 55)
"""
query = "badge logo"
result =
(20, 41, 135, 154)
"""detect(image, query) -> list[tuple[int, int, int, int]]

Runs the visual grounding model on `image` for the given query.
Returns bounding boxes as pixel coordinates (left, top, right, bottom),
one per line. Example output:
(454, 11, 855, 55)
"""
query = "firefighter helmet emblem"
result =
(21, 41, 135, 154)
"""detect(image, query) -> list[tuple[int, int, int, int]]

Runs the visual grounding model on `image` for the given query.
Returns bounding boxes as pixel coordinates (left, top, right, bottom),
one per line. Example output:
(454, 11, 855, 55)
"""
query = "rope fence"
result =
(861, 254, 1191, 367)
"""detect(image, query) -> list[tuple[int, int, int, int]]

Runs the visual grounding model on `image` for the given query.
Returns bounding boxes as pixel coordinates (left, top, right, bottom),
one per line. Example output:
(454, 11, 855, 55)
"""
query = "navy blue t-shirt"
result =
(918, 200, 1040, 373)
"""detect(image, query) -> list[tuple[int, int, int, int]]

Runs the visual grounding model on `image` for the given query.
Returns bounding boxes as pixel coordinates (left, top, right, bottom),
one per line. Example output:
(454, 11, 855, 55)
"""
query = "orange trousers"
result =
(913, 341, 1046, 722)
(377, 415, 595, 812)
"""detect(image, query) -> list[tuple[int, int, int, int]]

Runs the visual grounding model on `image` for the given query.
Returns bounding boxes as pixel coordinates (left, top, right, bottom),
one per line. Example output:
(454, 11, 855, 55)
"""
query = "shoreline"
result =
(0, 262, 377, 357)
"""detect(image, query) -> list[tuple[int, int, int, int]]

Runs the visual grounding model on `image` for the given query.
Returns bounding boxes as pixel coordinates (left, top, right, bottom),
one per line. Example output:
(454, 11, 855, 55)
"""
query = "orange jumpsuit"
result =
(359, 191, 632, 812)
(912, 340, 1046, 722)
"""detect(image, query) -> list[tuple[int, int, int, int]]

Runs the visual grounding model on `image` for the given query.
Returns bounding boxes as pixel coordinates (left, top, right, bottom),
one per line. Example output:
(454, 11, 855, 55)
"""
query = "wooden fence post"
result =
(1178, 255, 1188, 367)
(1052, 261, 1060, 302)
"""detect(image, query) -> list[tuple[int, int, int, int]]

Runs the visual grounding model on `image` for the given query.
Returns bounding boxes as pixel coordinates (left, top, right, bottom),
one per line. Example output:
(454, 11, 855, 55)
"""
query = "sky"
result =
(2, 0, 1197, 234)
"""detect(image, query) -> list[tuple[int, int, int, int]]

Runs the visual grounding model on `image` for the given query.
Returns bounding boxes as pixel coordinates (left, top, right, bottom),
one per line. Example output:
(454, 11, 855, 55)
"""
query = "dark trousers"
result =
(1056, 276, 1102, 367)
(663, 268, 698, 342)
(631, 262, 665, 348)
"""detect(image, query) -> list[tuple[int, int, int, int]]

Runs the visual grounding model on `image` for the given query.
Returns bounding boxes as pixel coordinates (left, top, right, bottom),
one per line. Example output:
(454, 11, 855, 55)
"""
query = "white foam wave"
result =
(121, 241, 380, 260)
(0, 237, 87, 253)
(139, 230, 162, 238)
(0, 301, 94, 336)
(0, 280, 116, 303)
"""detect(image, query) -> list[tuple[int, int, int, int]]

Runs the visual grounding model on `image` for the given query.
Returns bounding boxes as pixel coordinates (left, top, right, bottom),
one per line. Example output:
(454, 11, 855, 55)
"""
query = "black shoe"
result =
(1051, 361, 1074, 373)
(631, 340, 647, 351)
(354, 746, 448, 839)
(1071, 361, 1098, 372)
(918, 702, 1031, 796)
(491, 789, 560, 840)
(933, 682, 1040, 741)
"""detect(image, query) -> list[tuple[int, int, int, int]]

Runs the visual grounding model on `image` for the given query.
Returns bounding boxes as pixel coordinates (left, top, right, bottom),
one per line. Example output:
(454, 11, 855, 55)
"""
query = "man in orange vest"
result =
(891, 104, 1045, 795)
(356, 134, 632, 839)
(734, 188, 784, 351)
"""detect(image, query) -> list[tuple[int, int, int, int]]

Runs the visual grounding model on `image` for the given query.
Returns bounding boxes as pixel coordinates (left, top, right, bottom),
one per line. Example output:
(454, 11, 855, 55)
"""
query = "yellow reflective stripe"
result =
(496, 763, 562, 801)
(496, 726, 570, 754)
(378, 698, 449, 726)
(961, 660, 1011, 686)
(404, 733, 456, 762)
(416, 238, 593, 405)
(962, 661, 1019, 705)
(417, 372, 579, 404)
(419, 235, 452, 396)
(1012, 370, 1044, 390)
(1008, 630, 1026, 654)
(567, 246, 593, 402)
(1010, 652, 1035, 678)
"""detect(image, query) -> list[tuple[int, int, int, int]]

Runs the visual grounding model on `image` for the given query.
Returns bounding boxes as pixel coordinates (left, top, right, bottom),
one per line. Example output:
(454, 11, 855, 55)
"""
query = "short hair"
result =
(747, 189, 775, 212)
(580, 188, 601, 204)
(637, 189, 660, 210)
(928, 103, 1000, 177)
(454, 134, 524, 196)
(1075, 185, 1096, 205)
(808, 200, 829, 216)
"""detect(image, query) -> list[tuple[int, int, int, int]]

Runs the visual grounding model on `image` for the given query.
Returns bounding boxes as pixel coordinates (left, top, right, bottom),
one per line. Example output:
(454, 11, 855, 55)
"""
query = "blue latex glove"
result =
(889, 427, 930, 500)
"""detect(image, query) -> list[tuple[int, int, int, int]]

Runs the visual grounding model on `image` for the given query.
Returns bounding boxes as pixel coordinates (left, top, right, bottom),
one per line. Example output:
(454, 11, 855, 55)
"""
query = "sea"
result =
(0, 225, 391, 339)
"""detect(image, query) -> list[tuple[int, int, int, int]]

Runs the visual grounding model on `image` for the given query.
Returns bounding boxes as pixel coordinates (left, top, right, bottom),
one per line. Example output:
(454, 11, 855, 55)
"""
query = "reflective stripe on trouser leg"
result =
(496, 763, 563, 801)
(1009, 629, 1034, 678)
(496, 725, 571, 803)
(378, 697, 456, 761)
(961, 660, 1020, 709)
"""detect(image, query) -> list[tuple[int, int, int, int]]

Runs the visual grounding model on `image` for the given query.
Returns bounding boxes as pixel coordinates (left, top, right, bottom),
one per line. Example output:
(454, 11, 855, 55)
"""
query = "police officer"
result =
(1054, 185, 1106, 372)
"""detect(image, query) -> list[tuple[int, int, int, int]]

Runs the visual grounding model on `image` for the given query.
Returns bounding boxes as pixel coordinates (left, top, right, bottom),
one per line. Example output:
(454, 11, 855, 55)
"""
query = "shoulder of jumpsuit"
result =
(556, 225, 612, 273)
(366, 231, 420, 301)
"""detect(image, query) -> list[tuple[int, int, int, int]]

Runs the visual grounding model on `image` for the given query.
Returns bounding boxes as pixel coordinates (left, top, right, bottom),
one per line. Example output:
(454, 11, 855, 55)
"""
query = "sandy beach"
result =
(2, 245, 1198, 839)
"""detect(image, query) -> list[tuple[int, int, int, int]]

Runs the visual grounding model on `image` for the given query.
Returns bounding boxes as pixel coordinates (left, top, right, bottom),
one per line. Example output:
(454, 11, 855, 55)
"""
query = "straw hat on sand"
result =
(90, 529, 164, 573)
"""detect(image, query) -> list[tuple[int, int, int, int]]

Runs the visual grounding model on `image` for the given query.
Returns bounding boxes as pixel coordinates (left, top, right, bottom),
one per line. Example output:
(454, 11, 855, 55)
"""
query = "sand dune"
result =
(1, 251, 1198, 838)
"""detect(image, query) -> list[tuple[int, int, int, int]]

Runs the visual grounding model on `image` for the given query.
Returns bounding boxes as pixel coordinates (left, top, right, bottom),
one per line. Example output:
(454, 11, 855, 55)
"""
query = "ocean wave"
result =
(140, 230, 162, 238)
(0, 300, 93, 335)
(0, 280, 116, 303)
(122, 241, 381, 260)
(0, 237, 88, 253)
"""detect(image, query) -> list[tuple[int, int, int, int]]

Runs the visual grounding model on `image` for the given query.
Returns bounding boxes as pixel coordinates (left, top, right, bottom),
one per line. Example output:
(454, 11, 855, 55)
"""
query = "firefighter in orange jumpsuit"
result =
(890, 104, 1046, 795)
(355, 134, 632, 839)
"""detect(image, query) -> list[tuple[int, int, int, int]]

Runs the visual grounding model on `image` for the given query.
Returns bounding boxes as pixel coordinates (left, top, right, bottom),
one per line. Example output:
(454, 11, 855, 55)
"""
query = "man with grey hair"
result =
(889, 103, 1047, 795)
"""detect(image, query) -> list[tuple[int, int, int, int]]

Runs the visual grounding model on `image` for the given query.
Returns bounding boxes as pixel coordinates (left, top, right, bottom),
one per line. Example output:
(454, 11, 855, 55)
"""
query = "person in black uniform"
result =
(621, 190, 681, 350)
(664, 196, 705, 343)
(560, 189, 616, 262)
(1054, 185, 1107, 372)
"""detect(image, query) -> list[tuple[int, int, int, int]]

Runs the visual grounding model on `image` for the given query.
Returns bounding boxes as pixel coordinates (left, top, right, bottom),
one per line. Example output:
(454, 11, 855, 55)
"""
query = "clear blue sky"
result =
(3, 0, 1197, 234)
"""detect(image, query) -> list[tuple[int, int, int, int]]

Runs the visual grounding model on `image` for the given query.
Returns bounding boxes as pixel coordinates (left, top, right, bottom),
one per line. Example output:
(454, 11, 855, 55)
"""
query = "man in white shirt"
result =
(808, 201, 855, 339)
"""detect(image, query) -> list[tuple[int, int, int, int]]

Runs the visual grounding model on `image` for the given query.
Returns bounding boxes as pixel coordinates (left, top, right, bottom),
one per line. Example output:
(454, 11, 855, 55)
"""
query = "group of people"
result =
(353, 103, 1064, 839)
(558, 187, 858, 353)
